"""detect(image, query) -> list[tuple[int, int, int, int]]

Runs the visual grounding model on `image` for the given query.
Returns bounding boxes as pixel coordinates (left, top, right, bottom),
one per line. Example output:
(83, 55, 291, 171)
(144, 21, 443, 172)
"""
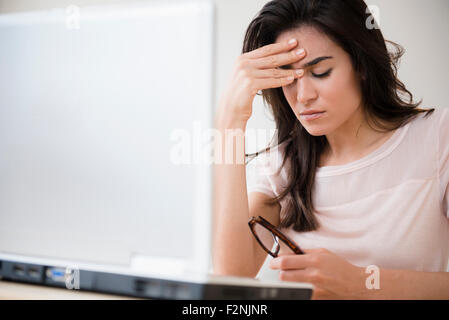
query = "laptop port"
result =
(13, 264, 26, 277)
(27, 267, 41, 279)
(46, 267, 66, 283)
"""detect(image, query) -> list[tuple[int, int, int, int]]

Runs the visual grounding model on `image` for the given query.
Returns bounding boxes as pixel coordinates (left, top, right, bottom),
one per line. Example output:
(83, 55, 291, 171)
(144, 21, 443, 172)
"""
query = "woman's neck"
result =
(319, 110, 393, 167)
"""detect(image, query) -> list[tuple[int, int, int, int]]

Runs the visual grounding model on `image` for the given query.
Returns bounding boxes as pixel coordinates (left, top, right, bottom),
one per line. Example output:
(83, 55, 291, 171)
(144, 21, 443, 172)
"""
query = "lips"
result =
(300, 110, 325, 115)
(299, 111, 325, 121)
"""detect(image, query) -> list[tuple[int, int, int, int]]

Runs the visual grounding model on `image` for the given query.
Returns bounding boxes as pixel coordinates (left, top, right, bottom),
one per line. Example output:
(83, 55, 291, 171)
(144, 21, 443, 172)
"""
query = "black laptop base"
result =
(0, 259, 313, 300)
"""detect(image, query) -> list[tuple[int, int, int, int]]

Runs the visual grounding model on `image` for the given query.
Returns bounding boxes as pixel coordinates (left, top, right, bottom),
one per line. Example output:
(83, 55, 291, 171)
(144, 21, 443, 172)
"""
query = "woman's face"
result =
(276, 26, 363, 137)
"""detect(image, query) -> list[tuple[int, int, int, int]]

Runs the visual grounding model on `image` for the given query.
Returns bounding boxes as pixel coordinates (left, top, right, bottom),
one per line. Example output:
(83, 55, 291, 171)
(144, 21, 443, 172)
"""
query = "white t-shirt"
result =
(246, 107, 449, 272)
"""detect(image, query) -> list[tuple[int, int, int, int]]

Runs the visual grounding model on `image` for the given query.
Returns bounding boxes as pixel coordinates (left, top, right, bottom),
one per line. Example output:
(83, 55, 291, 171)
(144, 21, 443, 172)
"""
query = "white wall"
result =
(365, 0, 449, 109)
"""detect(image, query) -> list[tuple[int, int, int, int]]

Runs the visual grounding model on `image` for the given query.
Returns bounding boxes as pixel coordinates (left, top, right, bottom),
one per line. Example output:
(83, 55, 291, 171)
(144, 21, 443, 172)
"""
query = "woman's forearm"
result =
(212, 115, 257, 277)
(362, 267, 449, 299)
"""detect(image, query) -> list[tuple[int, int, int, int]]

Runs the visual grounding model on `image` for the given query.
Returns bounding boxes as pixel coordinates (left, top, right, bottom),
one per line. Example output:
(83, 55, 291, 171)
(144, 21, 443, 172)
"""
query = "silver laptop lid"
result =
(0, 0, 214, 276)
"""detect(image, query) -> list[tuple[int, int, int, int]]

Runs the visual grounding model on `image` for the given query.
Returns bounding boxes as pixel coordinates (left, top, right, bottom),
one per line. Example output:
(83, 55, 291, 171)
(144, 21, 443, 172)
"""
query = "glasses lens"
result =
(278, 237, 296, 255)
(253, 222, 280, 256)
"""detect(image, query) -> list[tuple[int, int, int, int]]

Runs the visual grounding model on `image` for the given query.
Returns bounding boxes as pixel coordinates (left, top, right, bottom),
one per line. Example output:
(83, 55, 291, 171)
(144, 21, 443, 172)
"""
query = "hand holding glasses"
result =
(248, 216, 304, 257)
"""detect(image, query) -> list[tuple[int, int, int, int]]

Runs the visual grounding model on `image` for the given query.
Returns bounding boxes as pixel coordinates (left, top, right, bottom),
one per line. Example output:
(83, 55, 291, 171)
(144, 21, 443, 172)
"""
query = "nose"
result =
(296, 76, 318, 105)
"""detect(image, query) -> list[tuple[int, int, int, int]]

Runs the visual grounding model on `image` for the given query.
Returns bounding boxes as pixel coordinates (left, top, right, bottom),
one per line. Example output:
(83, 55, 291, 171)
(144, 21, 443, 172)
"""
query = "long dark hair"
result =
(243, 0, 434, 232)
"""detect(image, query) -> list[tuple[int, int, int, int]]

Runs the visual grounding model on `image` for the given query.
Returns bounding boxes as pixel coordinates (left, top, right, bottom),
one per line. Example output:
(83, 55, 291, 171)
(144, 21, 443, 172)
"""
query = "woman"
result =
(212, 0, 449, 299)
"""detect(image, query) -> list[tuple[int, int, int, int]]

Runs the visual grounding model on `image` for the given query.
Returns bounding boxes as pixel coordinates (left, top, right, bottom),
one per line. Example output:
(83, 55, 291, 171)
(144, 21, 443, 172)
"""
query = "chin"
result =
(301, 124, 328, 137)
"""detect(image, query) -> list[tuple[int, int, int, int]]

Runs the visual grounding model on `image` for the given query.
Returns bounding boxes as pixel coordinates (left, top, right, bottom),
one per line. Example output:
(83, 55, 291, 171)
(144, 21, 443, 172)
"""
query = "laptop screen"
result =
(0, 0, 214, 275)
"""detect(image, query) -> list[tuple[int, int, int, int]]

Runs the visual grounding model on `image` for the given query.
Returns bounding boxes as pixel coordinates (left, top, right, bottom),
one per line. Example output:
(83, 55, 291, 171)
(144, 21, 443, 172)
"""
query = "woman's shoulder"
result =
(249, 140, 288, 176)
(399, 108, 449, 155)
(412, 107, 447, 124)
(404, 107, 447, 135)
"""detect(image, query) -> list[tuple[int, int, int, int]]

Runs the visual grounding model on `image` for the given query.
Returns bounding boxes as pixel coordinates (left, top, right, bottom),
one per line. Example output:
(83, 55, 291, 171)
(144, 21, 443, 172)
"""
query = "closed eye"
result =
(312, 69, 332, 78)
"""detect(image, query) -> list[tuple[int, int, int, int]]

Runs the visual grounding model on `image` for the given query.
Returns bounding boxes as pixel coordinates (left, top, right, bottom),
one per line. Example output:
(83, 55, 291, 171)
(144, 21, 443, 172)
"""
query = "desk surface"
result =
(0, 280, 137, 300)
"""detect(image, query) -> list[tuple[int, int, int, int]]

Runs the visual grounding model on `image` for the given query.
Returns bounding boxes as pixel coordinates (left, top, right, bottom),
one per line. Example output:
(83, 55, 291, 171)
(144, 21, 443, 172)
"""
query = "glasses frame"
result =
(248, 216, 304, 257)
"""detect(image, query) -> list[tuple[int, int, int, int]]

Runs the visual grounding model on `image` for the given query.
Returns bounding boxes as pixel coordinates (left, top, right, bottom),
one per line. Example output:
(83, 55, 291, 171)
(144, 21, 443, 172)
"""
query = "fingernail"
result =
(296, 69, 304, 76)
(296, 48, 305, 55)
(288, 38, 297, 45)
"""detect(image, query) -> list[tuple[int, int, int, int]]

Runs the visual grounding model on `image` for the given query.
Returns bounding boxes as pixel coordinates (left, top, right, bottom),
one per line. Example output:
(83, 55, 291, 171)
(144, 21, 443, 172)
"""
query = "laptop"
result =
(0, 0, 313, 299)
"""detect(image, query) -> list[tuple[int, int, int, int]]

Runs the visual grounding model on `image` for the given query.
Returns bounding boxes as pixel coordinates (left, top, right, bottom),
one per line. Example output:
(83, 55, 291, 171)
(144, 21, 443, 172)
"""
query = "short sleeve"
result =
(246, 153, 276, 198)
(438, 108, 449, 218)
(246, 143, 287, 199)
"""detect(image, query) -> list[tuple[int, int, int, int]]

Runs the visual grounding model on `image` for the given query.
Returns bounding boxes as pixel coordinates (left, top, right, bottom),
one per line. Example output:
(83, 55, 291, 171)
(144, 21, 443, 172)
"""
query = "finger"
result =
(303, 248, 329, 254)
(245, 38, 298, 59)
(252, 76, 297, 91)
(269, 254, 312, 270)
(277, 252, 294, 257)
(251, 47, 306, 69)
(279, 268, 320, 283)
(251, 67, 304, 79)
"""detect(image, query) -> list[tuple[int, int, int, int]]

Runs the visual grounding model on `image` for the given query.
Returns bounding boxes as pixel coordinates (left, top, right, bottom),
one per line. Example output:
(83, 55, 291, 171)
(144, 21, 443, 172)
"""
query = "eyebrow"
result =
(282, 56, 334, 69)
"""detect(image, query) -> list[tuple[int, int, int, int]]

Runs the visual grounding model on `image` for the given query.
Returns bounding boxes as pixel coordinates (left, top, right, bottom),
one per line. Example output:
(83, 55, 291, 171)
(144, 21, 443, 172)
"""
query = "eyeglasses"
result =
(248, 216, 304, 257)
